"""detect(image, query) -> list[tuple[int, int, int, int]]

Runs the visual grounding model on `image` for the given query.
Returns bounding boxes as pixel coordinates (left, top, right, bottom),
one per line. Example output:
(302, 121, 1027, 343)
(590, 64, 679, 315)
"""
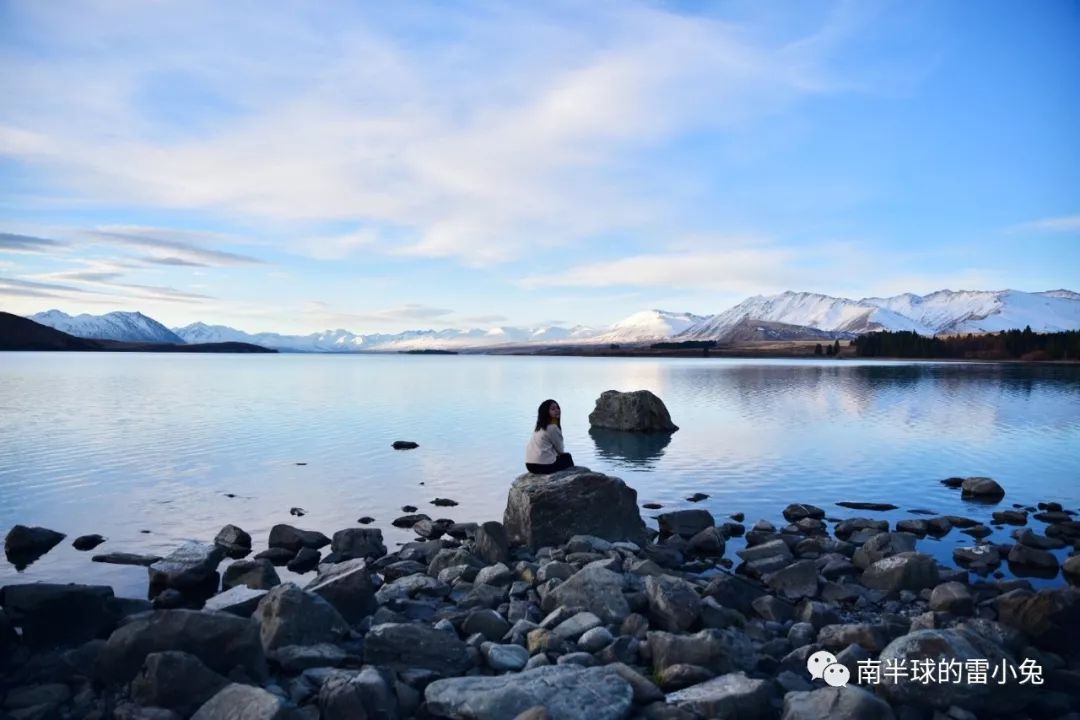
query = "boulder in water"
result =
(588, 389, 678, 432)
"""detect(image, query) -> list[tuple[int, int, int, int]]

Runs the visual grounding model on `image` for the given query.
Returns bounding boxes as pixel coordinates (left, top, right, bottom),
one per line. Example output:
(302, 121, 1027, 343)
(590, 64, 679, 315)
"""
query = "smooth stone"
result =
(330, 528, 386, 561)
(92, 552, 162, 566)
(545, 564, 630, 624)
(587, 389, 678, 432)
(72, 534, 106, 551)
(482, 642, 530, 672)
(268, 524, 330, 553)
(0, 582, 117, 649)
(191, 684, 298, 720)
(930, 582, 974, 615)
(960, 477, 1005, 500)
(203, 586, 268, 617)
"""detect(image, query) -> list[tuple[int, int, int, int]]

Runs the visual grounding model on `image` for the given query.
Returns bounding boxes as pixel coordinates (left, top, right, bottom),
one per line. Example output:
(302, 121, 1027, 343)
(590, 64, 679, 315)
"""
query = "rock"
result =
(895, 520, 928, 538)
(546, 564, 630, 623)
(464, 609, 512, 641)
(274, 643, 347, 671)
(552, 611, 602, 641)
(432, 498, 458, 507)
(878, 628, 1024, 712)
(191, 684, 299, 720)
(763, 559, 819, 600)
(578, 626, 614, 652)
(1007, 544, 1061, 575)
(148, 542, 226, 591)
(852, 532, 917, 570)
(658, 663, 714, 691)
(92, 552, 162, 566)
(268, 525, 330, 553)
(817, 623, 888, 652)
(960, 477, 1005, 500)
(588, 389, 678, 432)
(96, 609, 267, 685)
(930, 582, 974, 615)
(3, 683, 71, 711)
(357, 516, 375, 524)
(222, 559, 281, 591)
(393, 514, 430, 528)
(657, 510, 715, 538)
(474, 521, 511, 565)
(4, 525, 65, 569)
(305, 558, 377, 624)
(996, 587, 1080, 654)
(286, 547, 321, 573)
(952, 545, 1001, 572)
(993, 510, 1028, 525)
(214, 525, 252, 558)
(504, 468, 648, 549)
(960, 524, 992, 539)
(835, 502, 898, 511)
(319, 666, 398, 720)
(130, 651, 230, 716)
(330, 528, 386, 561)
(254, 547, 297, 565)
(253, 583, 349, 652)
(647, 628, 754, 674)
(782, 686, 896, 720)
(72, 533, 106, 551)
(643, 502, 663, 510)
(483, 642, 530, 672)
(861, 553, 940, 596)
(703, 574, 766, 616)
(425, 665, 633, 720)
(363, 622, 472, 674)
(475, 563, 513, 587)
(392, 440, 419, 449)
(1064, 555, 1080, 585)
(0, 582, 118, 649)
(1015, 528, 1066, 550)
(686, 527, 726, 556)
(686, 493, 709, 503)
(645, 575, 702, 631)
(751, 595, 793, 622)
(204, 586, 268, 617)
(665, 672, 772, 718)
(782, 504, 825, 522)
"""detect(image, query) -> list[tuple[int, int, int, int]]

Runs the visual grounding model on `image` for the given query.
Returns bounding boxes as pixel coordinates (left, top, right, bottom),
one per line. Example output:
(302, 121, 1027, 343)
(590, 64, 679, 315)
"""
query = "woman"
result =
(525, 399, 575, 474)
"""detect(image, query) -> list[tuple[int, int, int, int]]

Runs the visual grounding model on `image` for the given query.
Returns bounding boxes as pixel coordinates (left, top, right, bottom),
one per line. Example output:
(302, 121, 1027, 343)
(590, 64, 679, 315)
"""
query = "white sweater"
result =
(525, 424, 565, 464)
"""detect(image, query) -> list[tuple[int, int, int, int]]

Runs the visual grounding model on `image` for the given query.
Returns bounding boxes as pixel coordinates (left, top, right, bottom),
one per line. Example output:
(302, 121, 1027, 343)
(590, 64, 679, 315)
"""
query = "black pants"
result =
(526, 453, 574, 474)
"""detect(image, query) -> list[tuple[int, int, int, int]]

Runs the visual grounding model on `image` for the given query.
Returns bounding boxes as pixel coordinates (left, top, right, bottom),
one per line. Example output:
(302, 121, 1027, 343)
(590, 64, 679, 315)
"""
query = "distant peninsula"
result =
(0, 313, 275, 353)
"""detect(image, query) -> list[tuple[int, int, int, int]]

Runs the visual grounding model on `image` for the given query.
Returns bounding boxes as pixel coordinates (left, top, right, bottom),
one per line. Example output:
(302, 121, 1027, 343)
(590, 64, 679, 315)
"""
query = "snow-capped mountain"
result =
(588, 310, 707, 344)
(30, 309, 184, 344)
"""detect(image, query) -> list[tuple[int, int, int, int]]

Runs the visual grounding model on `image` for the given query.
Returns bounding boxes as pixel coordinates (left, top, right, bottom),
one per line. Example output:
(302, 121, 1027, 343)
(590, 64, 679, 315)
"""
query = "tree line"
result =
(853, 327, 1080, 361)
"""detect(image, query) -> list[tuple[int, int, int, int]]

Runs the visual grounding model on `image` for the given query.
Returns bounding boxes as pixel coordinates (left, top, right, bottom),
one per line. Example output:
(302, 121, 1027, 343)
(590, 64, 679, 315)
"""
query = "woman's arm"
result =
(546, 425, 565, 454)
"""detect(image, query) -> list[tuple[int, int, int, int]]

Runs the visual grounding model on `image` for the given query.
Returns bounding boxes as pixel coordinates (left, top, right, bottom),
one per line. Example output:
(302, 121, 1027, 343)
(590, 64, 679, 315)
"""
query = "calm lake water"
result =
(1, 352, 1078, 597)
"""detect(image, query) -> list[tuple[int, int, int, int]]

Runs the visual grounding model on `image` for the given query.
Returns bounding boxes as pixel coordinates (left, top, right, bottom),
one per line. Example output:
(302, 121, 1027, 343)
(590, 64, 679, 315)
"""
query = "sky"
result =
(0, 0, 1078, 335)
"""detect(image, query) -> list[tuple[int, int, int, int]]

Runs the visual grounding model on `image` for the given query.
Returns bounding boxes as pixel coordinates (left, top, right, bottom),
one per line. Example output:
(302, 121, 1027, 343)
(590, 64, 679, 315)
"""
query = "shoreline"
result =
(2, 470, 1078, 719)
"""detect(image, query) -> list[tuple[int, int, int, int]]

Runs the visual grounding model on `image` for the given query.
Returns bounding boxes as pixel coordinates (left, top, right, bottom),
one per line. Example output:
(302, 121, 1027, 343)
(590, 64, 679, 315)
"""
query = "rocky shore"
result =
(2, 468, 1079, 720)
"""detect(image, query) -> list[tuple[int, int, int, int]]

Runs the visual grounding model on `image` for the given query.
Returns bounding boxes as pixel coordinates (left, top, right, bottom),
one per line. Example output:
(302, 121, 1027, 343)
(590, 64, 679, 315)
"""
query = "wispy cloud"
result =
(0, 232, 66, 253)
(1005, 215, 1080, 234)
(84, 226, 264, 266)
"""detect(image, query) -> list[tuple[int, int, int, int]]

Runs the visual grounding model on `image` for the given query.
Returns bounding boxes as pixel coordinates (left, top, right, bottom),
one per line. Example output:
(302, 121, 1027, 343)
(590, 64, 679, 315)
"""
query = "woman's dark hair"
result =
(534, 399, 559, 431)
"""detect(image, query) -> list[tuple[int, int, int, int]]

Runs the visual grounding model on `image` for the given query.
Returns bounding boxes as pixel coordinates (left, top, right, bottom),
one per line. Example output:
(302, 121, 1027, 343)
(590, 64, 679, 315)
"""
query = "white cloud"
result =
(1006, 215, 1080, 234)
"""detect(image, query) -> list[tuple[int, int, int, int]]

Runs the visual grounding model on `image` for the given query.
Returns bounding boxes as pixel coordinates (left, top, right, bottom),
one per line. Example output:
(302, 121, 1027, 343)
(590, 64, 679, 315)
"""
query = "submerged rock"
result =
(4, 525, 65, 569)
(392, 440, 419, 449)
(72, 534, 106, 551)
(588, 389, 679, 432)
(504, 467, 648, 548)
(92, 552, 162, 566)
(268, 524, 330, 553)
(960, 476, 1005, 501)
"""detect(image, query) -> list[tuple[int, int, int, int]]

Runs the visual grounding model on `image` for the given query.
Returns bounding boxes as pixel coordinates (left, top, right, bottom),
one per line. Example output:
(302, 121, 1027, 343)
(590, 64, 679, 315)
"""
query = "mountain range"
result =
(24, 289, 1080, 352)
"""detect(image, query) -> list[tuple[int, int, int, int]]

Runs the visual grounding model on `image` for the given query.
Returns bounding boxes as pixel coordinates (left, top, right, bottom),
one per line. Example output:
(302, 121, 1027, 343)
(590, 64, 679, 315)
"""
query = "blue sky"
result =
(1, 0, 1077, 334)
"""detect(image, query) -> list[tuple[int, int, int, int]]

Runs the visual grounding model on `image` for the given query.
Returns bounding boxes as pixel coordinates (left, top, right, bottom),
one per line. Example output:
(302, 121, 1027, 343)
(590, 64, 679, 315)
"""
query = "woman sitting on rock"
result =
(525, 399, 575, 474)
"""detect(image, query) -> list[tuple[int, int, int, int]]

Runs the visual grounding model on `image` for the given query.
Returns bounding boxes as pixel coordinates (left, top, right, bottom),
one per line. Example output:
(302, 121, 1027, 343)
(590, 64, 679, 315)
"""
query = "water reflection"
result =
(589, 428, 673, 469)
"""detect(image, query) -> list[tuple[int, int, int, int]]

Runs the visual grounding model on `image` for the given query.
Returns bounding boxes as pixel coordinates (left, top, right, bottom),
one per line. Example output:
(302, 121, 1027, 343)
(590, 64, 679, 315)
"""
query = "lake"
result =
(1, 352, 1078, 597)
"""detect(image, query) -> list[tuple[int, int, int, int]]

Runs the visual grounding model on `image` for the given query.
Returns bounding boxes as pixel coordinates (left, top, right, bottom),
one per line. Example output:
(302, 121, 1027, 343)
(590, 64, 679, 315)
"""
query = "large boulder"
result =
(96, 609, 267, 684)
(0, 583, 117, 648)
(588, 389, 678, 432)
(330, 528, 386, 561)
(268, 524, 330, 553)
(305, 558, 377, 624)
(214, 525, 252, 558)
(364, 622, 471, 674)
(148, 542, 225, 591)
(203, 587, 267, 617)
(4, 525, 65, 569)
(782, 686, 895, 720)
(996, 587, 1080, 656)
(130, 651, 230, 717)
(647, 628, 755, 674)
(545, 564, 630, 624)
(657, 510, 714, 538)
(253, 583, 349, 653)
(860, 553, 940, 596)
(665, 672, 772, 718)
(191, 684, 301, 720)
(960, 477, 1005, 501)
(504, 468, 648, 549)
(319, 666, 398, 720)
(474, 521, 511, 565)
(425, 665, 633, 720)
(222, 559, 281, 591)
(645, 575, 701, 632)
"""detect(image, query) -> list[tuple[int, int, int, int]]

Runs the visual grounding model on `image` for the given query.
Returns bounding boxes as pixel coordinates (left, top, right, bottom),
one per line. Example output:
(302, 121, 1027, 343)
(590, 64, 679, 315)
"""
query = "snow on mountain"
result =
(862, 289, 1080, 334)
(31, 309, 184, 344)
(588, 310, 707, 344)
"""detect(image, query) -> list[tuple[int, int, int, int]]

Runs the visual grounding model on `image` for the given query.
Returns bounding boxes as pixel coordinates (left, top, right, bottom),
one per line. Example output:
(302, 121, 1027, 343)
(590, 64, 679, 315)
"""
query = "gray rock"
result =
(952, 545, 1001, 571)
(319, 666, 398, 720)
(556, 651, 596, 667)
(130, 651, 230, 717)
(929, 582, 974, 615)
(191, 684, 300, 720)
(552, 611, 602, 641)
(546, 564, 630, 623)
(685, 527, 726, 556)
(114, 704, 183, 720)
(1064, 554, 1080, 585)
(475, 521, 511, 565)
(1007, 544, 1060, 573)
(274, 643, 347, 671)
(268, 524, 330, 553)
(536, 561, 574, 583)
(475, 563, 513, 587)
(482, 642, 530, 672)
(763, 559, 819, 600)
(607, 662, 664, 704)
(751, 595, 793, 622)
(425, 665, 633, 720)
(214, 525, 252, 557)
(960, 477, 1005, 500)
(148, 541, 225, 590)
(665, 672, 772, 718)
(253, 583, 350, 652)
(647, 628, 755, 674)
(254, 547, 296, 565)
(92, 552, 162, 566)
(852, 532, 917, 570)
(330, 528, 386, 561)
(377, 574, 450, 604)
(72, 533, 106, 551)
(0, 582, 117, 649)
(3, 525, 65, 568)
(463, 609, 511, 641)
(222, 559, 281, 591)
(363, 622, 472, 674)
(861, 552, 940, 595)
(504, 468, 649, 549)
(305, 558, 377, 624)
(578, 626, 614, 652)
(286, 547, 321, 573)
(656, 510, 715, 538)
(782, 504, 825, 522)
(588, 389, 678, 432)
(816, 623, 889, 652)
(204, 586, 268, 617)
(645, 575, 701, 631)
(782, 686, 896, 720)
(96, 609, 267, 684)
(996, 587, 1080, 654)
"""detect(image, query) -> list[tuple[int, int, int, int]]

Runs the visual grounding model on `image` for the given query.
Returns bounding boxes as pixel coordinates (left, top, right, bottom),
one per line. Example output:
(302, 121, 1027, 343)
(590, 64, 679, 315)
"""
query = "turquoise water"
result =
(1, 352, 1077, 597)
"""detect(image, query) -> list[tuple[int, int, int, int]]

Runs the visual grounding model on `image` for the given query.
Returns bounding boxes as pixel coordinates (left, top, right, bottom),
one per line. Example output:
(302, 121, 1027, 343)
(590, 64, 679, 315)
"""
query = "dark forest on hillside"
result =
(854, 328, 1080, 360)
